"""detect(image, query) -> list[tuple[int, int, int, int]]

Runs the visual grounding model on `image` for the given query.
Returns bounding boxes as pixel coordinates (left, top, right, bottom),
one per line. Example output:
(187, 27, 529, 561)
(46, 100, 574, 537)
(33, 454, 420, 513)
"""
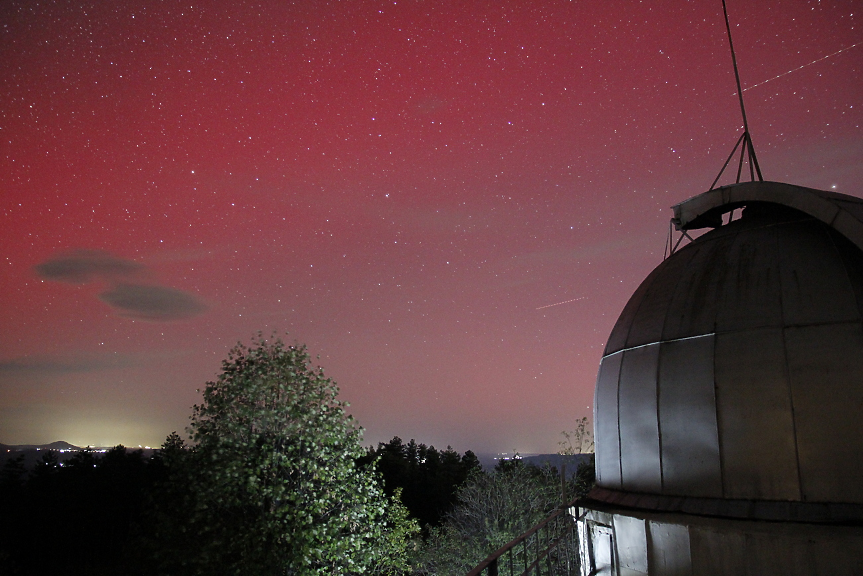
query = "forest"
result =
(0, 336, 594, 575)
(0, 440, 594, 575)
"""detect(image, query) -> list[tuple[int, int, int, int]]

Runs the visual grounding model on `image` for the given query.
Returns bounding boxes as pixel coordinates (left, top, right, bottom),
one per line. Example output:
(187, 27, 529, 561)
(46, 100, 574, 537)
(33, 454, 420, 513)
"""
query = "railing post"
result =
(488, 557, 498, 576)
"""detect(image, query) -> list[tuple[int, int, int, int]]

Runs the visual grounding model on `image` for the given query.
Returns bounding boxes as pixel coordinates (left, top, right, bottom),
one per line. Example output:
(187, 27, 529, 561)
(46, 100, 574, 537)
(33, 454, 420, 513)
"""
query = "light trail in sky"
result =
(742, 41, 862, 92)
(536, 297, 586, 310)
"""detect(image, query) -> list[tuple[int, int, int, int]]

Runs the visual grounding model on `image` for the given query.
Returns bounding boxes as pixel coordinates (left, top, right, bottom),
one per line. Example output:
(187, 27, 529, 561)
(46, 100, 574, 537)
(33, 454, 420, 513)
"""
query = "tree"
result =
(360, 436, 482, 529)
(414, 460, 564, 576)
(140, 432, 200, 576)
(558, 416, 594, 455)
(180, 334, 412, 575)
(371, 488, 419, 576)
(0, 446, 159, 576)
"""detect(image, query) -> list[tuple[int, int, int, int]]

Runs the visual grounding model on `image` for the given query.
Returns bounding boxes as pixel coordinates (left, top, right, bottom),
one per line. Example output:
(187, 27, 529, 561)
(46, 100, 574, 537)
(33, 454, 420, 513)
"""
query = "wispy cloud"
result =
(34, 249, 144, 283)
(33, 249, 208, 322)
(0, 350, 193, 378)
(100, 283, 208, 321)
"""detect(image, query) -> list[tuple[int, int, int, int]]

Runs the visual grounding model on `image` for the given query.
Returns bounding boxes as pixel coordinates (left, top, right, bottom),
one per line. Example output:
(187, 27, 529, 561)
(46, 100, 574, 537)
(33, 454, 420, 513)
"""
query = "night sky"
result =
(2, 0, 860, 454)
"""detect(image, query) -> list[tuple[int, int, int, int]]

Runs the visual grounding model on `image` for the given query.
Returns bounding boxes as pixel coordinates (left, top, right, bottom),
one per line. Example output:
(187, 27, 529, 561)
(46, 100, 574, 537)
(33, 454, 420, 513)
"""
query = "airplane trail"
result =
(742, 41, 862, 92)
(536, 296, 586, 310)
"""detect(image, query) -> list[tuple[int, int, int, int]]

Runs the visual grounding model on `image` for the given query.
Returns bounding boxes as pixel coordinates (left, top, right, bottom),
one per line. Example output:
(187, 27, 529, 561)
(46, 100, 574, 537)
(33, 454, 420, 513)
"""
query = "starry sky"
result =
(1, 0, 861, 454)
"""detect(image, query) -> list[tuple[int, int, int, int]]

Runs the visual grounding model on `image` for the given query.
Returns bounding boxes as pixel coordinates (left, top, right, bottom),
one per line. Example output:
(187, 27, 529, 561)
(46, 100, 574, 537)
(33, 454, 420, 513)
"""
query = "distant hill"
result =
(0, 441, 115, 469)
(0, 440, 81, 452)
(43, 440, 81, 450)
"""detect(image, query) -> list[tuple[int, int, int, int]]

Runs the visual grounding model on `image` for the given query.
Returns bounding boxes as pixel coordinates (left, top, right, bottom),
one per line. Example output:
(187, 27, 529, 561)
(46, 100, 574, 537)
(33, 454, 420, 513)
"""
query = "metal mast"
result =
(710, 0, 763, 189)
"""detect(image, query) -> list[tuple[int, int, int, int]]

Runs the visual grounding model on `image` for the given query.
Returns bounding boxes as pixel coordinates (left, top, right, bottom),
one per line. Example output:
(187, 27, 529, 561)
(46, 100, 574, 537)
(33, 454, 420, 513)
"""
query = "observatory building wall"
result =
(594, 197, 863, 505)
(578, 505, 863, 576)
(579, 182, 863, 575)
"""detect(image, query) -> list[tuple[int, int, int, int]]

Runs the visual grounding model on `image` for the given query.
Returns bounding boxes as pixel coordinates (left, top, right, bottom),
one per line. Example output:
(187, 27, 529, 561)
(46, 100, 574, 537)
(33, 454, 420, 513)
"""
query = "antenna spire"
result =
(711, 0, 763, 189)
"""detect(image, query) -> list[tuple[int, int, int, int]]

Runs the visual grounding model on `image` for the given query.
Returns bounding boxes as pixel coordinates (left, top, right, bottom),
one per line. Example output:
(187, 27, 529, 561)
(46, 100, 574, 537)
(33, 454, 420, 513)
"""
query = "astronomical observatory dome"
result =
(592, 181, 863, 520)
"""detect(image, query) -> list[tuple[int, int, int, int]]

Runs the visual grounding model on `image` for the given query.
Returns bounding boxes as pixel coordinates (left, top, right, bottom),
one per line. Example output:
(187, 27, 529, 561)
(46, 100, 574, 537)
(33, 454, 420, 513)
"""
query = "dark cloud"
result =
(99, 283, 208, 321)
(34, 249, 144, 283)
(34, 249, 208, 322)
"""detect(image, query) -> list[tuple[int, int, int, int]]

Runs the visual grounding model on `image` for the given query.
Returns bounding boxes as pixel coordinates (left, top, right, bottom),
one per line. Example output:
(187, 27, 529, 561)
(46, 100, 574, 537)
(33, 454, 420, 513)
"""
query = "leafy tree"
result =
(177, 334, 412, 575)
(361, 436, 481, 529)
(138, 433, 199, 575)
(371, 488, 420, 575)
(414, 460, 564, 576)
(571, 456, 596, 500)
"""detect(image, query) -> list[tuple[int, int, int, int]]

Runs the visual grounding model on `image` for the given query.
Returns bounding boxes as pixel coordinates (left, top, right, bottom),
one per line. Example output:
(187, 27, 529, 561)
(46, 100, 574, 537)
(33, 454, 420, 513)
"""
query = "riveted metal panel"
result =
(660, 232, 732, 341)
(780, 221, 860, 326)
(715, 328, 800, 500)
(625, 249, 695, 350)
(613, 514, 648, 575)
(714, 219, 784, 332)
(786, 323, 863, 503)
(648, 521, 692, 576)
(658, 336, 722, 498)
(595, 352, 623, 489)
(618, 344, 662, 493)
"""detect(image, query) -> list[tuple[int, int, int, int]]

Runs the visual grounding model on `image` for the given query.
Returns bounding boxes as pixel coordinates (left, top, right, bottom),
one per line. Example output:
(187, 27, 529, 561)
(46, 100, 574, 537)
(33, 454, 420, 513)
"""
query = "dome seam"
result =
(776, 222, 805, 502)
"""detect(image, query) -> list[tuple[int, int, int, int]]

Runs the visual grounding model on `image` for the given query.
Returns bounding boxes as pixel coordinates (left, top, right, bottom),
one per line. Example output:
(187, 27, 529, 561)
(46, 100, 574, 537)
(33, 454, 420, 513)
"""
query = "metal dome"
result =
(593, 182, 863, 518)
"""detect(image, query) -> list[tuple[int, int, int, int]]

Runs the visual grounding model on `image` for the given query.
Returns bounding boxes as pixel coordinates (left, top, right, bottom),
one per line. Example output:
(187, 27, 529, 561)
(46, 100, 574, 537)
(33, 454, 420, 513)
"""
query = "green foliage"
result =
(372, 488, 421, 575)
(173, 334, 409, 575)
(413, 460, 563, 576)
(571, 456, 596, 500)
(360, 436, 482, 529)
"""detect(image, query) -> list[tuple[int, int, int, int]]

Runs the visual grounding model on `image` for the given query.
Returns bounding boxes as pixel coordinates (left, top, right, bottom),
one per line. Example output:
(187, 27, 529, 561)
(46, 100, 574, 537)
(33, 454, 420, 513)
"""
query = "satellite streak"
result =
(536, 296, 586, 310)
(742, 41, 862, 92)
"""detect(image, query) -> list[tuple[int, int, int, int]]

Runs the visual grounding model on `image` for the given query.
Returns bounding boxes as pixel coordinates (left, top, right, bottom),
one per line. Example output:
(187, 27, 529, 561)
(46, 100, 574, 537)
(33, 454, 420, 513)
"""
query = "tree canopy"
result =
(414, 457, 595, 575)
(179, 334, 415, 575)
(360, 436, 482, 529)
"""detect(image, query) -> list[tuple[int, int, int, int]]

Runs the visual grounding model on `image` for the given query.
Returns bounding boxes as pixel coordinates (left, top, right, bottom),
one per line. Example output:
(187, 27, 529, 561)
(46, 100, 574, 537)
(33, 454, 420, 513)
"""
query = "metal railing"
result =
(466, 499, 580, 576)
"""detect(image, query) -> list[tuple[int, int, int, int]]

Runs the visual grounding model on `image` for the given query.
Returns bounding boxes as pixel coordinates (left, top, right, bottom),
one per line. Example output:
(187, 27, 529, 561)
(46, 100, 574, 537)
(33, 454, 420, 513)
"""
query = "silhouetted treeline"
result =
(0, 446, 163, 575)
(0, 438, 481, 574)
(0, 437, 592, 575)
(359, 436, 482, 529)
